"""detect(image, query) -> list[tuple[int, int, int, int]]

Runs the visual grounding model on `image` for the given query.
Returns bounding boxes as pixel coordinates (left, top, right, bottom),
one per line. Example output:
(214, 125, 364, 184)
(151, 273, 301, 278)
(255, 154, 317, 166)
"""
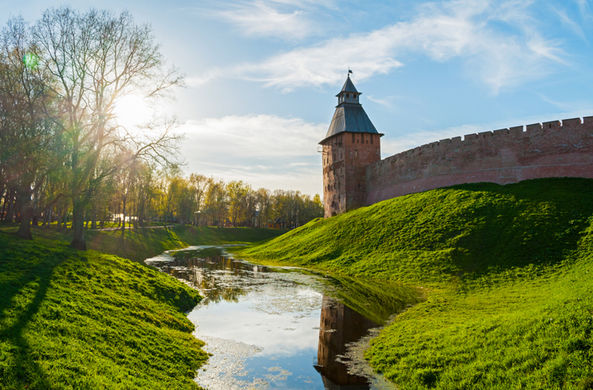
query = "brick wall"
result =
(365, 117, 593, 205)
(321, 134, 346, 217)
(322, 133, 381, 217)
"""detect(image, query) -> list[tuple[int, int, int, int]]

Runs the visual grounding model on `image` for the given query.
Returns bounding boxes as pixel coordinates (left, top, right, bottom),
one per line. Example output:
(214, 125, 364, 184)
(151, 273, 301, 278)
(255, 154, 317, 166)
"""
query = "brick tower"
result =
(320, 74, 383, 217)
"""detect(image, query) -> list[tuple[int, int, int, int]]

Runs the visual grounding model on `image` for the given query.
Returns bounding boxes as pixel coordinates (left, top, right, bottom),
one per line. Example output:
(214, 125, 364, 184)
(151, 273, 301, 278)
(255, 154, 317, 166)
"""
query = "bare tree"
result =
(33, 8, 181, 249)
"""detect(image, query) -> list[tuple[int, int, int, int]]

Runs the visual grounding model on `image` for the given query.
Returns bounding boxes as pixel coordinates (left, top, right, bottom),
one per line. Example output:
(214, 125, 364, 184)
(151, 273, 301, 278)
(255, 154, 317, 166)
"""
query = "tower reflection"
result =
(315, 296, 378, 389)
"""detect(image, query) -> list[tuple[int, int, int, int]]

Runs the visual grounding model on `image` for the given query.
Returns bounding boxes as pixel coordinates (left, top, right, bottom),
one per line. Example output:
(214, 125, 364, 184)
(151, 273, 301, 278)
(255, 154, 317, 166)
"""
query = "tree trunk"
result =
(121, 194, 127, 234)
(6, 189, 16, 223)
(0, 191, 7, 223)
(71, 200, 87, 250)
(91, 204, 97, 229)
(16, 189, 33, 240)
(41, 208, 48, 227)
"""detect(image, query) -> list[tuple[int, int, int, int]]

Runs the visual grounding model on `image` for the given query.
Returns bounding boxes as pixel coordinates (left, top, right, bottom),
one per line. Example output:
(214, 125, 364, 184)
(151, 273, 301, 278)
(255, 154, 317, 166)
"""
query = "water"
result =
(146, 246, 414, 390)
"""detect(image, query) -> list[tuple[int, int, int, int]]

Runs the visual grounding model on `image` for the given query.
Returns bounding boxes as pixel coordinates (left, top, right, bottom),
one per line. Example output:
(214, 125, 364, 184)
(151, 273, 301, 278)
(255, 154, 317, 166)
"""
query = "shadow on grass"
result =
(446, 178, 593, 275)
(0, 232, 70, 388)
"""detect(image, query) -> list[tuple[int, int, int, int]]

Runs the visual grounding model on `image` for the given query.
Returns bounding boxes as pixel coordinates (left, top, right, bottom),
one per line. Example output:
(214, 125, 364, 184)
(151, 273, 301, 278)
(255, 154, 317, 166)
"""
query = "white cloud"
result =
(209, 0, 329, 41)
(575, 0, 593, 19)
(239, 29, 404, 91)
(195, 0, 566, 93)
(552, 6, 587, 41)
(176, 114, 324, 194)
(366, 95, 397, 109)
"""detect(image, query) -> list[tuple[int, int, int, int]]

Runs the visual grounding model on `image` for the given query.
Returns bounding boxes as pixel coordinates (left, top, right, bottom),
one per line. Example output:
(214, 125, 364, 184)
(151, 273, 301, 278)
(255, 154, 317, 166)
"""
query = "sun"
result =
(113, 94, 153, 131)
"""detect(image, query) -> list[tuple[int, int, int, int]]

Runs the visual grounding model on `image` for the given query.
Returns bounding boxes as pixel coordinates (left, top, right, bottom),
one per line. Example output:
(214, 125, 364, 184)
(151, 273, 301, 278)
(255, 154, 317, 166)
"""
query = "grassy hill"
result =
(0, 233, 207, 389)
(235, 178, 593, 389)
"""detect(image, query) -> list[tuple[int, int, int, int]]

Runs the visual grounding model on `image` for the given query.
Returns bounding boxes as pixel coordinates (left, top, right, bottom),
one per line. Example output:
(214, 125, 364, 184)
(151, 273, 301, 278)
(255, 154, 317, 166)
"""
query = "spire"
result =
(339, 71, 358, 94)
(336, 71, 360, 104)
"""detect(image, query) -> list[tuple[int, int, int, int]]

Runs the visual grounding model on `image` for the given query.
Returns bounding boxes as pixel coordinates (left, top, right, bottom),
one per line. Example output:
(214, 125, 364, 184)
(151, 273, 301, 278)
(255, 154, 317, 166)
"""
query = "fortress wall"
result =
(365, 117, 593, 205)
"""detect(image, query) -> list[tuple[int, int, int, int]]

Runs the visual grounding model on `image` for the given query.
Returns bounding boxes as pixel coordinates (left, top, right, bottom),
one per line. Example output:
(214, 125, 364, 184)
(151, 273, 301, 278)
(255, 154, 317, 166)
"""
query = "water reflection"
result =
(316, 296, 377, 389)
(145, 247, 408, 389)
(150, 247, 272, 304)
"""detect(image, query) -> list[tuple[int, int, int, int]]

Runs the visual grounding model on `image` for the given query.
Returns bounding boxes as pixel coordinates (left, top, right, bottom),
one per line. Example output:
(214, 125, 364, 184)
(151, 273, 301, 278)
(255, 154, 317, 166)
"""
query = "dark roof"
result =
(337, 76, 358, 95)
(320, 104, 380, 143)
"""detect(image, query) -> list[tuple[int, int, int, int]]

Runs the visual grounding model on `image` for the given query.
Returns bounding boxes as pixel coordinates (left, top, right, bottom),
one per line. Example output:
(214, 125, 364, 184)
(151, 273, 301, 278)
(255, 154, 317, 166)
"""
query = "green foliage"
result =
(235, 178, 593, 389)
(0, 232, 207, 389)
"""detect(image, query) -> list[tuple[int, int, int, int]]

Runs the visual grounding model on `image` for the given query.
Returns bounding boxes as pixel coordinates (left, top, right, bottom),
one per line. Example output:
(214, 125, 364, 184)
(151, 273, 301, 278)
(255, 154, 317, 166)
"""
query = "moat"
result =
(145, 246, 412, 390)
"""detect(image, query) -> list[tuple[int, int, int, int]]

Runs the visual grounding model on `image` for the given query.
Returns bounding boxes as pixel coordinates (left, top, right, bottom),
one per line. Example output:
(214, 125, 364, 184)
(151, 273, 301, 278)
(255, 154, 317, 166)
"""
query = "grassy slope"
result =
(0, 226, 282, 389)
(0, 233, 207, 389)
(235, 178, 593, 389)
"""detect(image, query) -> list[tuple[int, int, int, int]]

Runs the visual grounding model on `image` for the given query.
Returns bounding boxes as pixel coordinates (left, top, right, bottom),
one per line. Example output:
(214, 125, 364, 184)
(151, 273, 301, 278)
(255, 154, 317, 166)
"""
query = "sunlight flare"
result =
(113, 94, 153, 131)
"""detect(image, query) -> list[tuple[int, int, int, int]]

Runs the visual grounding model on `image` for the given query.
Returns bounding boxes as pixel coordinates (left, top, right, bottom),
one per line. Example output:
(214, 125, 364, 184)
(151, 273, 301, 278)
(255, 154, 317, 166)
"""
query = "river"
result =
(146, 246, 416, 390)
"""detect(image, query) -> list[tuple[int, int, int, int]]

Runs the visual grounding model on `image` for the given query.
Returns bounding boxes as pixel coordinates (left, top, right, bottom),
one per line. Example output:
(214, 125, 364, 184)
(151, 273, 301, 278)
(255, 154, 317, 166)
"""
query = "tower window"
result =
(371, 136, 373, 144)
(352, 133, 355, 143)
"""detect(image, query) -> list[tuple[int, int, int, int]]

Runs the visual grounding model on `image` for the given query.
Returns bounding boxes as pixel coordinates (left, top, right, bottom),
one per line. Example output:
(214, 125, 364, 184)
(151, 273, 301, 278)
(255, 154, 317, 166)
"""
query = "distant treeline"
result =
(160, 174, 323, 229)
(0, 163, 322, 230)
(0, 8, 320, 247)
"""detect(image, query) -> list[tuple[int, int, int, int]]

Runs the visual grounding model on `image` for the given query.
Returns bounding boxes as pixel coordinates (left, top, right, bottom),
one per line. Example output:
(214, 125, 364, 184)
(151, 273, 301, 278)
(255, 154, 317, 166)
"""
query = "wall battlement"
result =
(365, 116, 593, 205)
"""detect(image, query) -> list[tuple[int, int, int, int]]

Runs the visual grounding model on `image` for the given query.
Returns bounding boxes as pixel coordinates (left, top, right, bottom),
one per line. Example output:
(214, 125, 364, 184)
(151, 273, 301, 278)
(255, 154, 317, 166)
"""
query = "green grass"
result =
(0, 232, 208, 389)
(234, 178, 593, 389)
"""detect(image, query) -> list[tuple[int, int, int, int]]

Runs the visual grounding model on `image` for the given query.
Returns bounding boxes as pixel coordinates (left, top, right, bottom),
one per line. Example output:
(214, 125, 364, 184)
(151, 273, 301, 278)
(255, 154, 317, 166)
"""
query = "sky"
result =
(2, 0, 593, 195)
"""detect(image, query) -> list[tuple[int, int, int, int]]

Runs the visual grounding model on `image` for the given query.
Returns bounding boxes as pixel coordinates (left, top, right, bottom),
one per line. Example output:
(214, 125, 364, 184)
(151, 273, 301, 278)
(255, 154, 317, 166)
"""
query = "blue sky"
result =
(3, 0, 593, 195)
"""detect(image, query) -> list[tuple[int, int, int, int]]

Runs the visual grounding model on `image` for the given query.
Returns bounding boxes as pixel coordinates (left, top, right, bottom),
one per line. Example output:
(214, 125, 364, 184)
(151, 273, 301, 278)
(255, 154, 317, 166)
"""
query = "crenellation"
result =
(526, 123, 543, 132)
(542, 120, 561, 129)
(509, 126, 524, 136)
(364, 116, 593, 206)
(492, 128, 509, 136)
(561, 117, 582, 127)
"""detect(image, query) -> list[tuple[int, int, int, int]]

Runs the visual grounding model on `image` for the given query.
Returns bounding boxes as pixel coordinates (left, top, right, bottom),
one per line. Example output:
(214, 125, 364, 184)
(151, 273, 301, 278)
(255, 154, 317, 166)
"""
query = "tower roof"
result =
(320, 75, 382, 144)
(337, 75, 358, 96)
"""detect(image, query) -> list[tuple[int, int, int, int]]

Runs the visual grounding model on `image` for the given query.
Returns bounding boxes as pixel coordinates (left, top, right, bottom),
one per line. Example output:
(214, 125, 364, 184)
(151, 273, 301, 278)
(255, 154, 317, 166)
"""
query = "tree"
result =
(167, 176, 194, 224)
(227, 180, 250, 226)
(33, 8, 180, 249)
(189, 173, 208, 225)
(203, 179, 227, 227)
(255, 188, 271, 228)
(0, 18, 60, 239)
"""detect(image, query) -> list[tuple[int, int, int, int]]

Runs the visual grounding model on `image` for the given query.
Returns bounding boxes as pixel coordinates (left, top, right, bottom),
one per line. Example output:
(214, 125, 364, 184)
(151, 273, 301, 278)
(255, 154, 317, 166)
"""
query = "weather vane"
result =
(348, 69, 353, 76)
